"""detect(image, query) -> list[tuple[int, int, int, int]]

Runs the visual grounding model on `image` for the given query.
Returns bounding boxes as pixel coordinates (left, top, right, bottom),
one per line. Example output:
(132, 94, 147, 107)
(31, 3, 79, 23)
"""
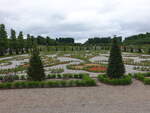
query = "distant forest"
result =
(0, 24, 150, 56)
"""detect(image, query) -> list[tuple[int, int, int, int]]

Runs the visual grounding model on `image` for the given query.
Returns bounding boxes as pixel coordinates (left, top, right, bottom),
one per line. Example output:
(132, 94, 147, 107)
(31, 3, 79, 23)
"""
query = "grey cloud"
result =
(0, 0, 150, 42)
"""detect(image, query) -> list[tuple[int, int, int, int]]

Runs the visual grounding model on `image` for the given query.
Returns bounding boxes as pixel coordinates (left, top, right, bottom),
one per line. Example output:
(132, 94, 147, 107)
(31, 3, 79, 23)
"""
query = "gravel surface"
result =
(0, 80, 150, 113)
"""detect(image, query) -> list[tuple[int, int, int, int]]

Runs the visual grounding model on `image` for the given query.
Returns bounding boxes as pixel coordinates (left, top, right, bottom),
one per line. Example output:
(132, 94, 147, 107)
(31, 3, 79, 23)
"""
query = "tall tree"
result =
(25, 34, 32, 53)
(27, 45, 45, 81)
(0, 24, 8, 56)
(18, 31, 24, 54)
(107, 37, 125, 78)
(9, 29, 17, 54)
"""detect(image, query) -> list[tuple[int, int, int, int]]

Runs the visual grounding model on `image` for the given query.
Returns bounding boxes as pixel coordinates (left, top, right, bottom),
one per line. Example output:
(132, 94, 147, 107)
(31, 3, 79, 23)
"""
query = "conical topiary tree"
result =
(107, 37, 125, 78)
(27, 45, 45, 81)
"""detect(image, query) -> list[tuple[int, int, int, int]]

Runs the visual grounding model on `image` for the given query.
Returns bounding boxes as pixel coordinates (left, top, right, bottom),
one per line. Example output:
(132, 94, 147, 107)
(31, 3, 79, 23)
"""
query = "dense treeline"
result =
(124, 32, 150, 45)
(1, 24, 150, 56)
(84, 37, 111, 45)
(84, 36, 122, 45)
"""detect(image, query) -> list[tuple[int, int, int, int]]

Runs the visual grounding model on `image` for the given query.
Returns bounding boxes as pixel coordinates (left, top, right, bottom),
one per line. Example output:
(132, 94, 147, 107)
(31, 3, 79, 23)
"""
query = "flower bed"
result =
(98, 74, 132, 85)
(0, 65, 27, 74)
(67, 63, 107, 73)
(87, 66, 107, 72)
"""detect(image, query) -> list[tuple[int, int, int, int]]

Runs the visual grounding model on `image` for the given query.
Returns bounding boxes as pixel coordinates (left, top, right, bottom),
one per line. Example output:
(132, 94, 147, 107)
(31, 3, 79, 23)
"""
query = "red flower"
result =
(88, 66, 107, 71)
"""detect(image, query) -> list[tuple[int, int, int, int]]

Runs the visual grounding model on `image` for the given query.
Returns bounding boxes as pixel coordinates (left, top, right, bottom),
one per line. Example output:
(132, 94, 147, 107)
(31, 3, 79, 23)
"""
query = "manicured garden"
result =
(0, 36, 150, 89)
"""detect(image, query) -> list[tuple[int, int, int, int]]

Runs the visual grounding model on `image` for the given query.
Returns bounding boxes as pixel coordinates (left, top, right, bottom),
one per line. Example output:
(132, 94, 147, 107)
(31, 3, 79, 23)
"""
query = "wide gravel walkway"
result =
(0, 80, 150, 113)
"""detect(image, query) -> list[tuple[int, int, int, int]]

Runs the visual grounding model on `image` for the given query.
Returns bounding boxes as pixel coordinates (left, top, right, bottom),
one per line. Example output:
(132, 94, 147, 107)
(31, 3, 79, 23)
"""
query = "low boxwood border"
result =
(0, 74, 96, 89)
(134, 72, 150, 84)
(0, 73, 90, 81)
(97, 74, 132, 85)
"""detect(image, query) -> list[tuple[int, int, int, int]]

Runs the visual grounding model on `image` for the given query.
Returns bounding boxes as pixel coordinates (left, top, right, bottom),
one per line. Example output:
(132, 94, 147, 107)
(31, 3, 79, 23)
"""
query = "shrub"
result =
(47, 74, 56, 79)
(50, 68, 64, 73)
(25, 81, 40, 88)
(50, 81, 60, 87)
(83, 75, 96, 86)
(67, 80, 75, 86)
(62, 74, 69, 79)
(60, 80, 68, 87)
(2, 75, 15, 82)
(0, 82, 12, 89)
(134, 73, 144, 81)
(27, 45, 45, 81)
(144, 78, 150, 84)
(98, 74, 132, 85)
(134, 72, 150, 85)
(0, 73, 96, 89)
(4, 82, 12, 88)
(57, 74, 62, 78)
(12, 81, 26, 88)
(20, 75, 26, 80)
(39, 81, 45, 88)
(45, 81, 53, 87)
(107, 37, 125, 78)
(13, 75, 20, 80)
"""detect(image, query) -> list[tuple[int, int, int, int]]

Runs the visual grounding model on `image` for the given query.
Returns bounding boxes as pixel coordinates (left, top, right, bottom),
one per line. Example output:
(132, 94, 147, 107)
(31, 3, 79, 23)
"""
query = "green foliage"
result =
(134, 73, 150, 84)
(18, 31, 24, 53)
(27, 45, 45, 81)
(124, 32, 150, 45)
(1, 75, 15, 82)
(56, 38, 74, 45)
(107, 37, 125, 78)
(0, 24, 8, 56)
(82, 75, 96, 86)
(50, 68, 64, 73)
(84, 36, 122, 46)
(98, 74, 132, 85)
(0, 65, 27, 74)
(0, 73, 96, 89)
(46, 73, 88, 79)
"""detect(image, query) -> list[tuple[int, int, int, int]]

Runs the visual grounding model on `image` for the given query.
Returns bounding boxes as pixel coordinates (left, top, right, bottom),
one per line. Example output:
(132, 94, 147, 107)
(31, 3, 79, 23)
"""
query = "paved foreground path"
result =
(0, 80, 150, 113)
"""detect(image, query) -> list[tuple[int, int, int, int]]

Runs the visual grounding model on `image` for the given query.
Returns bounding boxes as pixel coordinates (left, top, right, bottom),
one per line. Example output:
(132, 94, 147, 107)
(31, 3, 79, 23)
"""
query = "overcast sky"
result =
(0, 0, 150, 42)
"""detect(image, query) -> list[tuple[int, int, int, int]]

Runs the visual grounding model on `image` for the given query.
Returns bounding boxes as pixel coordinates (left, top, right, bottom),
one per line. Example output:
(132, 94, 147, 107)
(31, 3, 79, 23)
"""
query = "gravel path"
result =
(0, 80, 150, 113)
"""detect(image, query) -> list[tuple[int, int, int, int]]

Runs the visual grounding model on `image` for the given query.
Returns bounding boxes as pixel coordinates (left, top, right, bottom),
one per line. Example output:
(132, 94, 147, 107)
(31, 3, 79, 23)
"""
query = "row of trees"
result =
(1, 24, 150, 56)
(0, 24, 76, 56)
(0, 24, 34, 56)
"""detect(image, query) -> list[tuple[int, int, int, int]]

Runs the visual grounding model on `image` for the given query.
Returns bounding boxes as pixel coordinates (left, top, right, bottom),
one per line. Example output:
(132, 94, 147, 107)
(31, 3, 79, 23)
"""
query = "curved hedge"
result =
(98, 74, 132, 85)
(134, 72, 150, 84)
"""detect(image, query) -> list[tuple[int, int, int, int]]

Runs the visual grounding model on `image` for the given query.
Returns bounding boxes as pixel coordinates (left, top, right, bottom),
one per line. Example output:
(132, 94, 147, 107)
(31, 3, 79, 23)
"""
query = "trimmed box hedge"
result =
(0, 74, 96, 89)
(98, 74, 132, 85)
(134, 72, 150, 84)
